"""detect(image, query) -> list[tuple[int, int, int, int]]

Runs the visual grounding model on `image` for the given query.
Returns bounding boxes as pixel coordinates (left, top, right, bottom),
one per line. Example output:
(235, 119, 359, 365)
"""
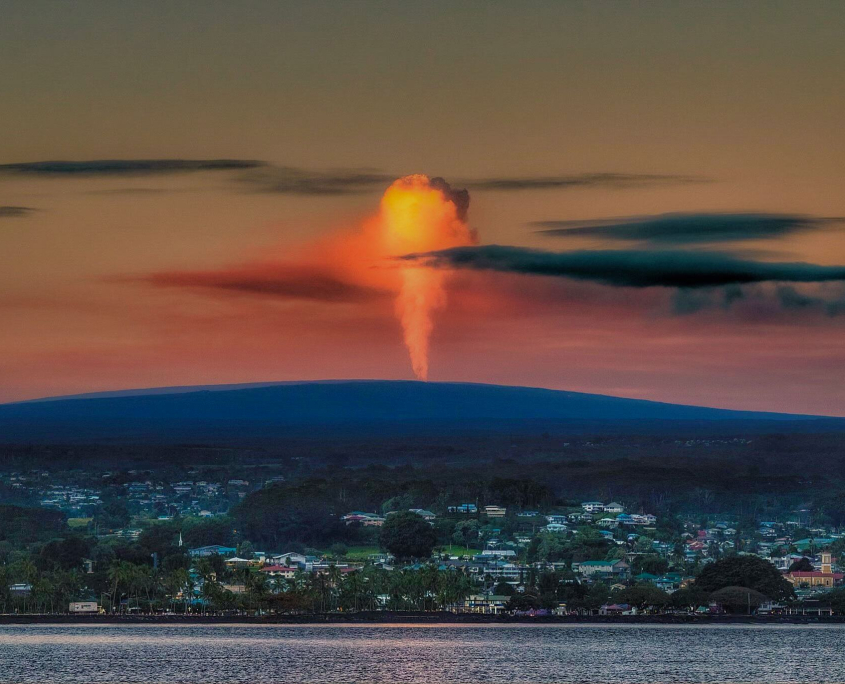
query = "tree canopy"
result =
(379, 511, 437, 560)
(696, 555, 794, 601)
(710, 586, 767, 613)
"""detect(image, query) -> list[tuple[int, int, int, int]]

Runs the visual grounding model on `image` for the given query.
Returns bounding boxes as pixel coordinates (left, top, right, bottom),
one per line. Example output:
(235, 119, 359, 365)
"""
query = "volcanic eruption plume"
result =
(141, 174, 474, 381)
(378, 175, 475, 380)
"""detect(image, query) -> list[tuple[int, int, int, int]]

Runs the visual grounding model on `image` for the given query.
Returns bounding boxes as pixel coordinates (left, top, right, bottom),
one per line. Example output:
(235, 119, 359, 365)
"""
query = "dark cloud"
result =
(429, 176, 470, 221)
(1, 161, 706, 196)
(237, 168, 705, 196)
(462, 173, 706, 192)
(235, 167, 394, 195)
(777, 285, 845, 317)
(670, 285, 747, 315)
(535, 212, 840, 244)
(135, 265, 384, 303)
(0, 206, 36, 218)
(0, 159, 266, 176)
(403, 245, 845, 289)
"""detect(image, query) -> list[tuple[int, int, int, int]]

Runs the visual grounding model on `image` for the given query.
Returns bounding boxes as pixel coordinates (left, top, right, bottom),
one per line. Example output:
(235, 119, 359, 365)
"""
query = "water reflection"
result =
(0, 623, 841, 683)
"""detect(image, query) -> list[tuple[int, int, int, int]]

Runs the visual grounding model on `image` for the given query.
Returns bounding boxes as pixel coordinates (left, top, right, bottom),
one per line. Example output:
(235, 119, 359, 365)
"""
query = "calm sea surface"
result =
(0, 623, 842, 684)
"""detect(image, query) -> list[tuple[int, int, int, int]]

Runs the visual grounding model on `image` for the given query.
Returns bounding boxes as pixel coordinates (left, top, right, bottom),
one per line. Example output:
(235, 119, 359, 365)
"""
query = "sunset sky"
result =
(2, 1, 844, 414)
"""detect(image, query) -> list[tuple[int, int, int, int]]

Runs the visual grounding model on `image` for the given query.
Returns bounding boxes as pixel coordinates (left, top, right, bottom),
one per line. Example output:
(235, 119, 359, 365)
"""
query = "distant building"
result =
(581, 502, 605, 513)
(448, 504, 478, 514)
(475, 548, 517, 560)
(545, 523, 567, 533)
(189, 545, 236, 558)
(69, 601, 100, 614)
(270, 552, 308, 568)
(342, 512, 386, 526)
(452, 594, 509, 614)
(785, 552, 842, 588)
(484, 506, 507, 518)
(224, 556, 253, 568)
(572, 560, 631, 580)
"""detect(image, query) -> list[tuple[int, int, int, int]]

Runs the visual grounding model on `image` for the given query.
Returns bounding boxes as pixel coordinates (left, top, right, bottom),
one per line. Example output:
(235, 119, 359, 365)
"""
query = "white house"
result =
(485, 505, 507, 518)
(270, 551, 308, 567)
(69, 601, 100, 614)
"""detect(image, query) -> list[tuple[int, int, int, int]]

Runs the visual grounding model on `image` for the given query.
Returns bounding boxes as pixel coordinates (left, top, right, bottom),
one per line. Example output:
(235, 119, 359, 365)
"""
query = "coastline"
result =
(2, 612, 844, 625)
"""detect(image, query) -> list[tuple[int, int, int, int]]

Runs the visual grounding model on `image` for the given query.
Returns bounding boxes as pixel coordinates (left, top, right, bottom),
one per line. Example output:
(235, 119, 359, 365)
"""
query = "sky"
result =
(1, 0, 844, 414)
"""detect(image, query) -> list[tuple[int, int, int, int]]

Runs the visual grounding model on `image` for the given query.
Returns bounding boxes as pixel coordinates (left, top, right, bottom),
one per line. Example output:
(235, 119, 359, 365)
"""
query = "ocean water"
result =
(0, 623, 842, 683)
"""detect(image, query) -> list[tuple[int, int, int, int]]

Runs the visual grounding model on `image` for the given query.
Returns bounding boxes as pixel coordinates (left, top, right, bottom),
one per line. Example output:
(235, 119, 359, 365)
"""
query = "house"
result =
(409, 509, 437, 521)
(770, 554, 805, 572)
(342, 512, 386, 526)
(581, 501, 605, 513)
(599, 603, 631, 615)
(545, 523, 567, 533)
(224, 556, 253, 568)
(572, 560, 631, 580)
(259, 565, 298, 579)
(794, 538, 835, 552)
(189, 544, 237, 558)
(787, 599, 833, 616)
(546, 515, 569, 525)
(270, 552, 308, 567)
(468, 560, 523, 580)
(785, 552, 842, 588)
(598, 517, 619, 528)
(604, 502, 625, 514)
(69, 601, 100, 614)
(485, 505, 507, 518)
(654, 573, 685, 593)
(448, 503, 478, 514)
(475, 548, 517, 560)
(453, 594, 509, 614)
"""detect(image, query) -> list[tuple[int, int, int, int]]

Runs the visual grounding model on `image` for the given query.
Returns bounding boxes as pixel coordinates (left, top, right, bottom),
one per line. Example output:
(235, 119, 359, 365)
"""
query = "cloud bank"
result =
(236, 167, 395, 195)
(464, 173, 705, 192)
(2, 160, 708, 197)
(231, 167, 706, 196)
(403, 245, 845, 289)
(0, 206, 36, 218)
(0, 159, 266, 176)
(535, 212, 840, 245)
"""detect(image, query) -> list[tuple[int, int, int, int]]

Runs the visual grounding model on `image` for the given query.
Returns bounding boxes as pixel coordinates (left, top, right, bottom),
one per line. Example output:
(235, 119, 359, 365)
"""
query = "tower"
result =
(821, 551, 832, 574)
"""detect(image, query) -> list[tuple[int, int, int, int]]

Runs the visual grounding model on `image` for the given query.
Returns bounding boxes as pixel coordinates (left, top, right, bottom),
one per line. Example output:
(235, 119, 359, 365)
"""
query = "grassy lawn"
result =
(326, 544, 482, 560)
(342, 546, 383, 560)
(67, 517, 92, 528)
(437, 545, 481, 557)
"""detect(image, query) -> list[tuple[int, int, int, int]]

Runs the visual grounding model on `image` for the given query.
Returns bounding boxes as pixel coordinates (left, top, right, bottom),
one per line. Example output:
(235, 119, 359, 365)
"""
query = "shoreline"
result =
(2, 613, 844, 625)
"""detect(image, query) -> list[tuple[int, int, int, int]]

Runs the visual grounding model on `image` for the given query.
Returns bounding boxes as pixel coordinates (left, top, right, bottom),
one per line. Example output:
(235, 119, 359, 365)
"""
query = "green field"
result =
(324, 544, 482, 560)
(342, 546, 383, 560)
(437, 545, 481, 557)
(67, 517, 92, 528)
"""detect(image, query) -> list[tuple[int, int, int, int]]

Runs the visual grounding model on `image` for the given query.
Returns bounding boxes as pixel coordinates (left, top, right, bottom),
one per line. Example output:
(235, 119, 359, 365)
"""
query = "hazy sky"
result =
(2, 1, 844, 414)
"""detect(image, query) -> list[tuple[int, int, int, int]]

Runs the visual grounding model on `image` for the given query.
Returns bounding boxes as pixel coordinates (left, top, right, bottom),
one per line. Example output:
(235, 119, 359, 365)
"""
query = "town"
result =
(2, 460, 843, 619)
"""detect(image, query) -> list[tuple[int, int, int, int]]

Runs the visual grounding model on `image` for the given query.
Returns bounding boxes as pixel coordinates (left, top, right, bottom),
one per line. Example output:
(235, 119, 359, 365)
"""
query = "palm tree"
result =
(246, 571, 268, 613)
(107, 560, 136, 613)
